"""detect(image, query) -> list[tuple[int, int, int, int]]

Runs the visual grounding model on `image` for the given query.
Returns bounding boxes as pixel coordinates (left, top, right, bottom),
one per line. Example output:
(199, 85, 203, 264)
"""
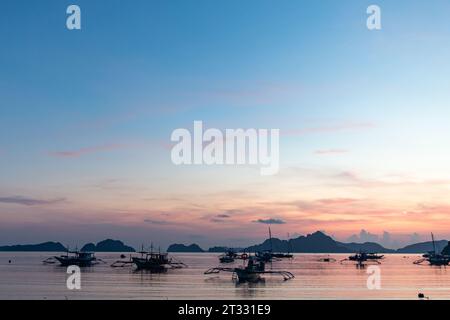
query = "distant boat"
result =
(51, 250, 98, 267)
(271, 252, 293, 259)
(317, 255, 336, 263)
(132, 252, 170, 271)
(255, 250, 273, 262)
(111, 244, 186, 271)
(219, 250, 237, 263)
(254, 227, 294, 262)
(341, 251, 382, 266)
(205, 256, 294, 282)
(414, 233, 450, 266)
(348, 252, 384, 261)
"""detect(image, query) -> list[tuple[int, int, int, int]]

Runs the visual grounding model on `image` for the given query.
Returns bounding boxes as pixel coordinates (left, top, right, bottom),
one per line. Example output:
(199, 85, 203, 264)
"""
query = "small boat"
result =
(366, 253, 384, 260)
(204, 256, 294, 282)
(347, 252, 383, 261)
(341, 251, 382, 266)
(255, 250, 273, 262)
(132, 252, 169, 271)
(271, 253, 293, 259)
(254, 227, 293, 261)
(414, 233, 450, 266)
(52, 250, 98, 267)
(111, 245, 186, 271)
(218, 250, 237, 263)
(427, 254, 450, 266)
(234, 257, 265, 282)
(317, 255, 336, 263)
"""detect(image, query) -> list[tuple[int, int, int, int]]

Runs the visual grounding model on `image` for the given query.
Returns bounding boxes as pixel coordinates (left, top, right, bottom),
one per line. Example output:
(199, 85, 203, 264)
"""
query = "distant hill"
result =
(167, 243, 204, 252)
(0, 241, 66, 252)
(246, 231, 349, 253)
(338, 242, 395, 253)
(244, 232, 396, 253)
(396, 240, 448, 253)
(2, 233, 448, 254)
(80, 239, 135, 252)
(167, 231, 395, 253)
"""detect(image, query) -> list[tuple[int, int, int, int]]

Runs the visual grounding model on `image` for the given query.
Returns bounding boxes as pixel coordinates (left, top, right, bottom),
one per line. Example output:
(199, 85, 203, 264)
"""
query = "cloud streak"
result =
(0, 196, 66, 206)
(254, 218, 286, 225)
(49, 143, 133, 158)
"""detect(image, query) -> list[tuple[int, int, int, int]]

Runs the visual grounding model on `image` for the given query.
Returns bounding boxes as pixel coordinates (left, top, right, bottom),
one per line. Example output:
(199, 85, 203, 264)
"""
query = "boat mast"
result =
(432, 232, 437, 254)
(287, 233, 292, 254)
(269, 226, 273, 253)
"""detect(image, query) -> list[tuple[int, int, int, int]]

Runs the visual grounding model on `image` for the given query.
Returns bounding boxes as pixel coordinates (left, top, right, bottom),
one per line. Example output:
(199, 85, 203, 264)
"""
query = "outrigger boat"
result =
(255, 250, 274, 262)
(219, 250, 237, 263)
(111, 245, 186, 271)
(414, 233, 450, 266)
(205, 256, 294, 282)
(341, 251, 382, 266)
(348, 252, 384, 261)
(317, 255, 337, 263)
(44, 250, 100, 267)
(271, 252, 293, 259)
(254, 228, 294, 262)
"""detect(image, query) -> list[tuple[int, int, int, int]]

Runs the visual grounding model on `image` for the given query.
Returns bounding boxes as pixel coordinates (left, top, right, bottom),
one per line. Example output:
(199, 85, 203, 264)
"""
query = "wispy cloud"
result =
(0, 196, 66, 206)
(49, 143, 131, 158)
(253, 218, 286, 224)
(216, 214, 231, 218)
(143, 219, 172, 225)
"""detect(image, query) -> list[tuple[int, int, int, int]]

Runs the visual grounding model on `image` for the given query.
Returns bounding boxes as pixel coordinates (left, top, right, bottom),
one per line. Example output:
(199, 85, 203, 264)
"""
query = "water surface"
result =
(0, 252, 448, 299)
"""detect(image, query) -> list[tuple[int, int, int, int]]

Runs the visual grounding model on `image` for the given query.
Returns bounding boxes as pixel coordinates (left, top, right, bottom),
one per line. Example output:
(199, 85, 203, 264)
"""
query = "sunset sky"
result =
(2, 0, 450, 249)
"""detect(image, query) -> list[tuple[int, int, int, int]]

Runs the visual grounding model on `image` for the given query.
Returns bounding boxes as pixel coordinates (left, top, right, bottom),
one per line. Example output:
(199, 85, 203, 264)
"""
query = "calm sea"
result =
(0, 252, 449, 300)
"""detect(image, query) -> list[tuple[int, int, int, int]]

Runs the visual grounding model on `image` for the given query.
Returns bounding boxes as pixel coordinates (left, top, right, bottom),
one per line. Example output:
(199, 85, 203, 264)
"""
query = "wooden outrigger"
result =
(43, 249, 104, 267)
(340, 251, 382, 266)
(317, 255, 337, 263)
(111, 245, 186, 271)
(253, 227, 294, 262)
(205, 256, 294, 282)
(414, 233, 450, 266)
(218, 250, 238, 263)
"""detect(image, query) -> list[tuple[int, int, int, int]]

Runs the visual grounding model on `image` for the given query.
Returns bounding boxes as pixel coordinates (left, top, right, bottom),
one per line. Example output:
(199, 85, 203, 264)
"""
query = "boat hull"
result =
(132, 257, 167, 271)
(235, 269, 261, 282)
(54, 256, 95, 267)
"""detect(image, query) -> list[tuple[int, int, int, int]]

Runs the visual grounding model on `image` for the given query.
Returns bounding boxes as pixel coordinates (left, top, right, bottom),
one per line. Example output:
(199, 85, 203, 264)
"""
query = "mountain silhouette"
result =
(337, 241, 395, 253)
(0, 241, 66, 252)
(396, 240, 448, 253)
(80, 239, 135, 252)
(246, 231, 350, 253)
(167, 243, 204, 252)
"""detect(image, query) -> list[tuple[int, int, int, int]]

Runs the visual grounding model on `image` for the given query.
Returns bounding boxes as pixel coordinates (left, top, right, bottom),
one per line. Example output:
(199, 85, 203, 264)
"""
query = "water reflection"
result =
(4, 252, 450, 299)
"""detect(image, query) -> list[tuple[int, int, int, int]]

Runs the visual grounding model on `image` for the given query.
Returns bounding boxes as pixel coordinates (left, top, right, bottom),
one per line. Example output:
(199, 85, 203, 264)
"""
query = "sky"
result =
(2, 0, 450, 249)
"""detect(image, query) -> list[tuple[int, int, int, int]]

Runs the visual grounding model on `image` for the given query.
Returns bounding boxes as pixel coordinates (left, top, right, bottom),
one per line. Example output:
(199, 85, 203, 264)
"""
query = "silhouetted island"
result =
(2, 231, 448, 254)
(0, 241, 66, 252)
(167, 231, 446, 254)
(81, 239, 135, 252)
(167, 243, 204, 252)
(336, 241, 395, 253)
(396, 240, 448, 253)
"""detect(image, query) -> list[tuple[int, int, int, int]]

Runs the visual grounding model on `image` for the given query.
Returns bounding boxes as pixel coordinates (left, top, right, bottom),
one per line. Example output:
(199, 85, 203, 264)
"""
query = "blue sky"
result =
(2, 0, 450, 249)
